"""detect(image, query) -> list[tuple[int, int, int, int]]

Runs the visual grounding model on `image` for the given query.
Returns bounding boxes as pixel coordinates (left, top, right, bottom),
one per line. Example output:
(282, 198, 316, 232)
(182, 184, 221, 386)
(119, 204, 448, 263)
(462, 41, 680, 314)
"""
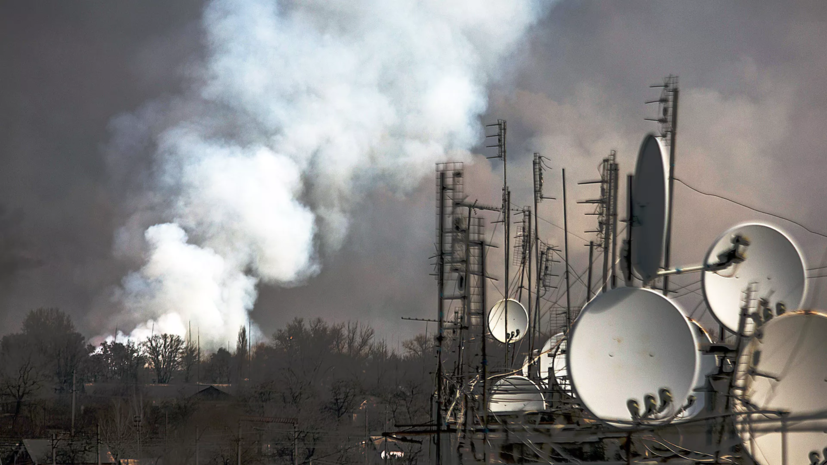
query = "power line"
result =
(674, 178, 827, 239)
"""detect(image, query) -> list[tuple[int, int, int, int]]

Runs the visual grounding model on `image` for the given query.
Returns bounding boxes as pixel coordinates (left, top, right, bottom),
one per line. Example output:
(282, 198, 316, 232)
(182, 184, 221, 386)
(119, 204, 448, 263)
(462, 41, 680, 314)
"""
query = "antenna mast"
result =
(646, 75, 678, 295)
(485, 120, 509, 362)
(579, 151, 619, 292)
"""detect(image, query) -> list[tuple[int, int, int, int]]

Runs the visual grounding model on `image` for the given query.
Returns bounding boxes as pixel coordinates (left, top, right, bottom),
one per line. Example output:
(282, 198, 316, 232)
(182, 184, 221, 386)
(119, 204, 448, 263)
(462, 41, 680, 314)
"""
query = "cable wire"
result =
(674, 178, 827, 239)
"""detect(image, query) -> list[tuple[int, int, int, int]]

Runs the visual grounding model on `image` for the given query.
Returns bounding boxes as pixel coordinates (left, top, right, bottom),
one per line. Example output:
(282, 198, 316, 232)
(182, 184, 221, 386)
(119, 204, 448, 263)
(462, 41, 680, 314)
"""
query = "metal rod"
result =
(587, 241, 594, 301)
(504, 188, 510, 363)
(527, 208, 534, 365)
(601, 159, 610, 293)
(480, 240, 488, 465)
(663, 81, 679, 296)
(533, 155, 542, 360)
(610, 160, 619, 289)
(562, 169, 572, 330)
(625, 174, 634, 287)
(436, 171, 445, 465)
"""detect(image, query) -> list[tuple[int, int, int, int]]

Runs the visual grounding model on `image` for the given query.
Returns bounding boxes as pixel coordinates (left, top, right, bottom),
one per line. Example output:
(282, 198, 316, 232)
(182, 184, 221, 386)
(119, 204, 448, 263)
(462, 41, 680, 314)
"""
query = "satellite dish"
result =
(702, 223, 807, 332)
(551, 339, 575, 396)
(736, 312, 827, 465)
(674, 320, 718, 422)
(538, 333, 564, 386)
(488, 375, 545, 413)
(568, 287, 698, 429)
(487, 299, 529, 344)
(631, 134, 669, 282)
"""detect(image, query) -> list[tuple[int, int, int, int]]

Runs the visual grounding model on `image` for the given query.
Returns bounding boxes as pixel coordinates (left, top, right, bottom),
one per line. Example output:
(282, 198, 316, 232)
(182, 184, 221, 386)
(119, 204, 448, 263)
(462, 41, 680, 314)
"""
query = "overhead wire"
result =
(674, 177, 827, 240)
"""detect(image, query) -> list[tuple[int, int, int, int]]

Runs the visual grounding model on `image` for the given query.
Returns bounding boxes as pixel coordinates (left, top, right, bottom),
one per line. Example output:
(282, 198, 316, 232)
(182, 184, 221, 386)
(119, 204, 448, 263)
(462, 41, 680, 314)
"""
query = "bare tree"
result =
(324, 378, 358, 421)
(0, 334, 42, 429)
(144, 334, 184, 384)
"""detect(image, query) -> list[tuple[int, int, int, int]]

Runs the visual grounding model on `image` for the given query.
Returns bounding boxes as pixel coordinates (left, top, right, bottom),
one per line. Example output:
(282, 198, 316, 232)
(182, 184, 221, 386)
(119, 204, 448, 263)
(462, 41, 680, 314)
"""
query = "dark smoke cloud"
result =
(2, 1, 826, 345)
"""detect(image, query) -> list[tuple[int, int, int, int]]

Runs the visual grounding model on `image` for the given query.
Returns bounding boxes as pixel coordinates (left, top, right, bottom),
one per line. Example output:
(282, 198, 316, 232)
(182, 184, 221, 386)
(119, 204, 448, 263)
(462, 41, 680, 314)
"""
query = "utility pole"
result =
(562, 169, 572, 330)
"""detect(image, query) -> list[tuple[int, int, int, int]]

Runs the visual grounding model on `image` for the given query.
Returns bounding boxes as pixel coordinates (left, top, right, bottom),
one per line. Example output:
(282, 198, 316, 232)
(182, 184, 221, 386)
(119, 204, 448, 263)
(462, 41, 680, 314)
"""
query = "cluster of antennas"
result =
(422, 76, 824, 465)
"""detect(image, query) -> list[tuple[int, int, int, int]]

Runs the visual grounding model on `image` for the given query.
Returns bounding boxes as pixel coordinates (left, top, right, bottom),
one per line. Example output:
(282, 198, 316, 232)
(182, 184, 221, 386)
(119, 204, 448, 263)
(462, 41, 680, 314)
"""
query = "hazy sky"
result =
(2, 1, 826, 348)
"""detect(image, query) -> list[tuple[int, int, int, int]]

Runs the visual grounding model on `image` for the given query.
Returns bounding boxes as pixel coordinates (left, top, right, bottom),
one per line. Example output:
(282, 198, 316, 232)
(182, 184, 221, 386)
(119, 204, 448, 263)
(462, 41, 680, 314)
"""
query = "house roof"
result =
(84, 383, 233, 400)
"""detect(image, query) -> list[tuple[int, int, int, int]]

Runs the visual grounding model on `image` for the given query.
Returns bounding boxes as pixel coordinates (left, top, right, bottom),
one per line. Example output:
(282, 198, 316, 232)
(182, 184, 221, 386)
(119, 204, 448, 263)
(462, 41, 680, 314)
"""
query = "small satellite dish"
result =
(736, 312, 827, 465)
(631, 134, 669, 282)
(568, 287, 698, 429)
(702, 223, 807, 332)
(538, 333, 564, 386)
(675, 320, 718, 422)
(487, 299, 529, 344)
(551, 339, 575, 396)
(488, 375, 545, 413)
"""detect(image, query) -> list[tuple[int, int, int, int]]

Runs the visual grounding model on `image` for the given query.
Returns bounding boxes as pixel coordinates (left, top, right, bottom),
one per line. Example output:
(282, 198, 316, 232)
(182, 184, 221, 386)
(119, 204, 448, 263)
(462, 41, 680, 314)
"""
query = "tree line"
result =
(0, 308, 435, 464)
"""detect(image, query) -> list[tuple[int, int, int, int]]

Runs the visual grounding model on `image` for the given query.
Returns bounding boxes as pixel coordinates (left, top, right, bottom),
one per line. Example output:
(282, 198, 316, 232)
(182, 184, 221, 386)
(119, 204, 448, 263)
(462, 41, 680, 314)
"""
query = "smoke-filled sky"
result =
(2, 1, 826, 349)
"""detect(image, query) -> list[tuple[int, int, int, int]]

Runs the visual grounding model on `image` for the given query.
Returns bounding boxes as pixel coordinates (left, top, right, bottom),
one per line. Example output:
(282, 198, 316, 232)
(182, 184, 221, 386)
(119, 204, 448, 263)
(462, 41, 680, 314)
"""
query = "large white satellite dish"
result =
(488, 375, 545, 413)
(487, 299, 529, 344)
(568, 287, 698, 428)
(702, 223, 806, 332)
(631, 134, 669, 282)
(736, 312, 827, 465)
(675, 320, 718, 422)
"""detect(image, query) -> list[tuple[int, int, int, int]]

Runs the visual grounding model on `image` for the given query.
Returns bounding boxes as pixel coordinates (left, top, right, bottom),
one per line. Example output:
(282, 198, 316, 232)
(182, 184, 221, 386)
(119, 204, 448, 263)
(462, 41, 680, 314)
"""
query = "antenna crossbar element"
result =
(579, 151, 619, 291)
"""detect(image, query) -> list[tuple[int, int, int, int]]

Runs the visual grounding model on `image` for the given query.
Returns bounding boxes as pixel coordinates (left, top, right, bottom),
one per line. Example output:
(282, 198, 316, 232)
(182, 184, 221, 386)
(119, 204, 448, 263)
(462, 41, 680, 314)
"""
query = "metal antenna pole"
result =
(562, 169, 572, 330)
(505, 189, 511, 363)
(601, 158, 611, 293)
(625, 174, 634, 287)
(610, 156, 620, 289)
(479, 239, 488, 465)
(663, 77, 679, 296)
(436, 171, 446, 465)
(586, 241, 594, 301)
(527, 208, 534, 362)
(533, 155, 542, 358)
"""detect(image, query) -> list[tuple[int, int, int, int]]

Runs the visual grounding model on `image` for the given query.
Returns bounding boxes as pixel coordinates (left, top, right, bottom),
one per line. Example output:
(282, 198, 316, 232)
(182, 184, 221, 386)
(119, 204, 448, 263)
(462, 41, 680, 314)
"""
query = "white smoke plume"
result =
(108, 0, 547, 347)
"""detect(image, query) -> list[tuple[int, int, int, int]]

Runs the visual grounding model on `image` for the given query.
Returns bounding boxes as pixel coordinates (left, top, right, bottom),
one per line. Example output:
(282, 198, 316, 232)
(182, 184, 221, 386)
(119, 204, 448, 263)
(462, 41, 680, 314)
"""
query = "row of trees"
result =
(0, 308, 436, 464)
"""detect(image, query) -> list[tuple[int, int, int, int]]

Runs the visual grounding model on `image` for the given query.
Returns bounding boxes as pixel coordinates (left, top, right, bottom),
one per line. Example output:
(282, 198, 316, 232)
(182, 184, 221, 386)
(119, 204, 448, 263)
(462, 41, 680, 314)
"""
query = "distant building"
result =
(83, 383, 233, 405)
